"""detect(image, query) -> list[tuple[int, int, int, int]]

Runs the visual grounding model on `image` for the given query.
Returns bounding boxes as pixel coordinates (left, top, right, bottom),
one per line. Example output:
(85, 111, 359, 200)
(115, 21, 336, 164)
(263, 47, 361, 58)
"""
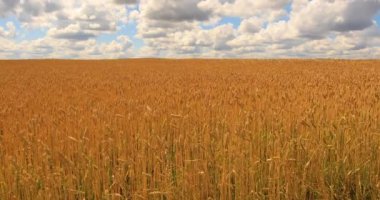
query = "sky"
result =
(0, 0, 380, 59)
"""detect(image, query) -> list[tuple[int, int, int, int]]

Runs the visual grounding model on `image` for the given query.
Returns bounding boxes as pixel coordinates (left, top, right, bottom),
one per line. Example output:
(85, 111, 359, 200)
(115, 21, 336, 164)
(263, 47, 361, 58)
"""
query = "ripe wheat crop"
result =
(0, 59, 379, 199)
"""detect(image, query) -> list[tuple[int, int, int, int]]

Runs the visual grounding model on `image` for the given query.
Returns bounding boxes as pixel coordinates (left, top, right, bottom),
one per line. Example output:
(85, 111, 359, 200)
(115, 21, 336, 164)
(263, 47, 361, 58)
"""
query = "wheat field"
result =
(0, 59, 379, 199)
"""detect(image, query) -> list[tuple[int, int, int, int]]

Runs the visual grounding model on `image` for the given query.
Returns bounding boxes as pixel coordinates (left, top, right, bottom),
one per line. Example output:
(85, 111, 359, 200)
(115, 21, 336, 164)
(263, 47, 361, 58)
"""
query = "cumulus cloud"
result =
(0, 0, 19, 16)
(239, 17, 264, 34)
(0, 34, 134, 59)
(141, 0, 212, 22)
(48, 24, 96, 40)
(291, 0, 380, 38)
(225, 0, 380, 58)
(199, 0, 290, 20)
(0, 22, 16, 38)
(113, 0, 138, 5)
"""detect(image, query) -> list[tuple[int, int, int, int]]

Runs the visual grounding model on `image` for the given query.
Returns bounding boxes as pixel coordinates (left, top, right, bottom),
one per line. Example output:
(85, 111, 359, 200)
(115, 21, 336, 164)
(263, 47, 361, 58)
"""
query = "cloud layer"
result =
(0, 0, 380, 58)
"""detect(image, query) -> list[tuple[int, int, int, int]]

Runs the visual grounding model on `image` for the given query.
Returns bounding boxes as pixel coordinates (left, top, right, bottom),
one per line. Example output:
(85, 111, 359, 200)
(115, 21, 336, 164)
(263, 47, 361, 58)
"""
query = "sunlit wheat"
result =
(0, 59, 379, 199)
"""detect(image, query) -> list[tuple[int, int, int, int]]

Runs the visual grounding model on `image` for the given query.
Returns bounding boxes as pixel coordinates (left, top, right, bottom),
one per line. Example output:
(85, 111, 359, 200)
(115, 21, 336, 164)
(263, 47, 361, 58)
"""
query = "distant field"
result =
(0, 59, 379, 199)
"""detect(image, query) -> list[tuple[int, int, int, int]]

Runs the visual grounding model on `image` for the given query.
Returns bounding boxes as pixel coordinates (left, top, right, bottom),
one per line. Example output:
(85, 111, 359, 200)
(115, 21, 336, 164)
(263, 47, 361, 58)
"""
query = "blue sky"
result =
(0, 0, 380, 59)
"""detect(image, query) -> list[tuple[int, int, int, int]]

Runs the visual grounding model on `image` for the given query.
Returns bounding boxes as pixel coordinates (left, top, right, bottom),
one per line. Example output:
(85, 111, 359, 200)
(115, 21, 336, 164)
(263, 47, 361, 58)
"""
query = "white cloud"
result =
(290, 0, 380, 38)
(141, 0, 212, 22)
(113, 0, 138, 5)
(0, 0, 19, 16)
(0, 22, 16, 38)
(239, 17, 264, 34)
(226, 0, 380, 58)
(198, 0, 290, 20)
(48, 24, 96, 40)
(0, 34, 134, 59)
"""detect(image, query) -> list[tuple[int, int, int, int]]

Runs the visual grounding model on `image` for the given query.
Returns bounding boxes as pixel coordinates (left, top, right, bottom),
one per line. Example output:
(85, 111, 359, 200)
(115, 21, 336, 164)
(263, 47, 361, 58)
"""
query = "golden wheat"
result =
(0, 59, 379, 199)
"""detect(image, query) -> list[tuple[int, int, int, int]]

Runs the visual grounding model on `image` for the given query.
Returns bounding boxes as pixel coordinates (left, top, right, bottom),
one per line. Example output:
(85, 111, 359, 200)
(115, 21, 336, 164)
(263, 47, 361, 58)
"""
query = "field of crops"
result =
(0, 59, 379, 199)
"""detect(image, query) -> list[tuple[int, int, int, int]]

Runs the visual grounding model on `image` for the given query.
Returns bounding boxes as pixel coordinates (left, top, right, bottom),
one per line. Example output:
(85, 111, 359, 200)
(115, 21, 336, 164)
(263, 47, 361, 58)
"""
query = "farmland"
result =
(0, 59, 379, 199)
